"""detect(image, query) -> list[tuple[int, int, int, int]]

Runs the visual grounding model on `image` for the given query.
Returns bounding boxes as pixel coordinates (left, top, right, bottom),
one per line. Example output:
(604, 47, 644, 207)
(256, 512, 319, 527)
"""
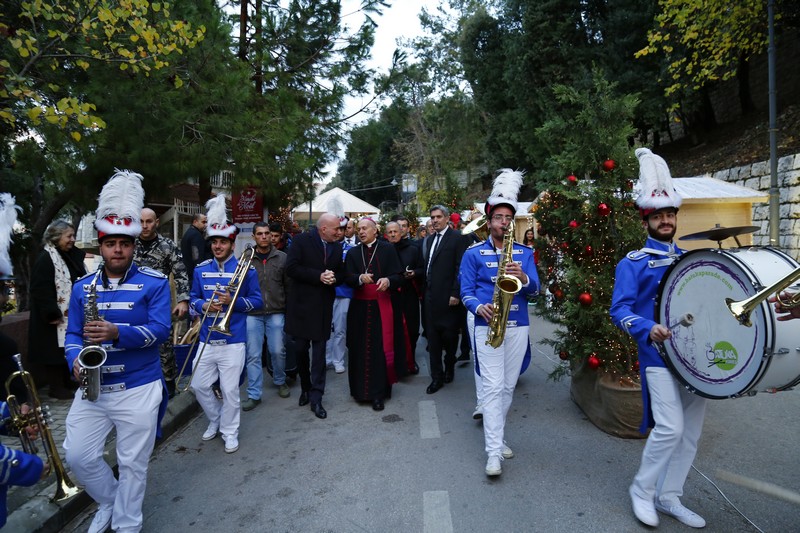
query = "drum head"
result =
(655, 249, 776, 398)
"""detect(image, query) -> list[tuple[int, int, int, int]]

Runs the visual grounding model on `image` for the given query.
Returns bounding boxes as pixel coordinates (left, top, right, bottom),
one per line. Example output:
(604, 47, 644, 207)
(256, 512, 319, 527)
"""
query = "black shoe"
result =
(311, 402, 327, 419)
(372, 398, 385, 411)
(426, 380, 443, 394)
(444, 370, 454, 383)
(298, 391, 310, 407)
(456, 353, 471, 366)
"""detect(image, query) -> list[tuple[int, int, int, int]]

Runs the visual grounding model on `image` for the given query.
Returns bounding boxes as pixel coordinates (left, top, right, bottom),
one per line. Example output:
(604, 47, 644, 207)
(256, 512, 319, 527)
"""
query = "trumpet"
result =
(4, 354, 80, 502)
(175, 247, 255, 392)
(726, 266, 800, 326)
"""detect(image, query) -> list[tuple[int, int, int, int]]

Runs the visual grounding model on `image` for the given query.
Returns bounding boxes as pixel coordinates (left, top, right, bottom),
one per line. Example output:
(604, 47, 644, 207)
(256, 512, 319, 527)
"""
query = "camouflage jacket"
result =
(134, 234, 190, 302)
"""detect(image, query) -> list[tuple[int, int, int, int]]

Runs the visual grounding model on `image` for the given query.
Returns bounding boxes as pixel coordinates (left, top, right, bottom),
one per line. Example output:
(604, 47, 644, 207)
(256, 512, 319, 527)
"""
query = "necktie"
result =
(427, 232, 441, 275)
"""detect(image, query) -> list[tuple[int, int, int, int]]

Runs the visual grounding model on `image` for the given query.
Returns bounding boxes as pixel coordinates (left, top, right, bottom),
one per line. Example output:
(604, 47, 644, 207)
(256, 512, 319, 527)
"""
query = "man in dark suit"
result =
(423, 205, 469, 394)
(285, 213, 344, 419)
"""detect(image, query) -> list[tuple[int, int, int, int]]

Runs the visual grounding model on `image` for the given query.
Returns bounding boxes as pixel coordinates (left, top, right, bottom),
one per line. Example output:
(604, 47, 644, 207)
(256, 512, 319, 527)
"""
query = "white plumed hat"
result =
(328, 196, 348, 227)
(0, 193, 21, 278)
(485, 168, 524, 215)
(205, 194, 238, 240)
(94, 169, 145, 240)
(634, 148, 682, 218)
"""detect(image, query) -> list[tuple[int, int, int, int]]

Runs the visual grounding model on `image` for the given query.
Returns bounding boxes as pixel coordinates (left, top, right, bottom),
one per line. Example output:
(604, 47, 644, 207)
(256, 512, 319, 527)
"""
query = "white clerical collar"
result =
(364, 239, 377, 248)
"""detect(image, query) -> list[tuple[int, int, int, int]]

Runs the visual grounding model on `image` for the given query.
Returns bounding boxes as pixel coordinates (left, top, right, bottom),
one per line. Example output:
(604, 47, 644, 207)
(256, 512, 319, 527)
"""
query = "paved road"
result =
(64, 315, 799, 532)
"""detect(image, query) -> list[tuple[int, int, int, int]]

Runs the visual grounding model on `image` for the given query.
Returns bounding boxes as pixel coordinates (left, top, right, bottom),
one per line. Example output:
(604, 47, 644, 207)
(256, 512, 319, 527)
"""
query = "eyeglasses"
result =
(491, 215, 514, 222)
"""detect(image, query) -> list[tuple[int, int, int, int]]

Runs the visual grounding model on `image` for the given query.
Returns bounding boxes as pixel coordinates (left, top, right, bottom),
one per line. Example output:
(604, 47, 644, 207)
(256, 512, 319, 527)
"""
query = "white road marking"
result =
(418, 400, 440, 439)
(423, 491, 453, 533)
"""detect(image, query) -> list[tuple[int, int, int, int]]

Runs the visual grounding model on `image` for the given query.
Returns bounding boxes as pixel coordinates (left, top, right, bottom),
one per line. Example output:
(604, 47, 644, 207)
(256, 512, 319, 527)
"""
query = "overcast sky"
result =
(326, 0, 437, 180)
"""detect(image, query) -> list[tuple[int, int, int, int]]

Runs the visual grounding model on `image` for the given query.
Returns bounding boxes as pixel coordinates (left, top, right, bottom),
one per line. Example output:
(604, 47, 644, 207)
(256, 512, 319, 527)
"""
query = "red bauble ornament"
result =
(585, 245, 593, 255)
(567, 174, 578, 185)
(602, 159, 616, 172)
(568, 220, 579, 229)
(578, 292, 593, 306)
(587, 354, 601, 370)
(553, 289, 564, 300)
(560, 241, 570, 250)
(633, 361, 640, 372)
(597, 203, 611, 217)
(559, 350, 569, 361)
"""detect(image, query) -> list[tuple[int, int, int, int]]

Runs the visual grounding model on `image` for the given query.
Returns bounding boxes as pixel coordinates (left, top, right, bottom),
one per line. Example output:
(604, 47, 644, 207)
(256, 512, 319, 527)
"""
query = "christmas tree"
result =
(532, 71, 646, 384)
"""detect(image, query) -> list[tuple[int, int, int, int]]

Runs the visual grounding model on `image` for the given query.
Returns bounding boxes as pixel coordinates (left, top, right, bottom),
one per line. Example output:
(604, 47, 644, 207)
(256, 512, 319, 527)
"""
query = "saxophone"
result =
(486, 220, 522, 348)
(77, 263, 107, 401)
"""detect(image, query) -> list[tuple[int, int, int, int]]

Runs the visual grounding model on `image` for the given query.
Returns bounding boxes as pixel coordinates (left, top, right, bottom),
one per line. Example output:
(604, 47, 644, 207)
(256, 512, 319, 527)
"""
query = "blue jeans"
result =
(246, 314, 286, 400)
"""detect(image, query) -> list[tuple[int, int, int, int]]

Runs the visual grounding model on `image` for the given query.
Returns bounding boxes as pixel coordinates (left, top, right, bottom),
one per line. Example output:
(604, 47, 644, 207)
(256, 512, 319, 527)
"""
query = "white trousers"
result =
(326, 297, 350, 367)
(632, 367, 707, 505)
(467, 313, 485, 407)
(475, 325, 529, 457)
(64, 380, 162, 533)
(191, 342, 245, 439)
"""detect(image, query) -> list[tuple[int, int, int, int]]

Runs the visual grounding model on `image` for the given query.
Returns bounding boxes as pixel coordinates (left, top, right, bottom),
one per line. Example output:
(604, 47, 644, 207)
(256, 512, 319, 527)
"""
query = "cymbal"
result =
(679, 224, 759, 242)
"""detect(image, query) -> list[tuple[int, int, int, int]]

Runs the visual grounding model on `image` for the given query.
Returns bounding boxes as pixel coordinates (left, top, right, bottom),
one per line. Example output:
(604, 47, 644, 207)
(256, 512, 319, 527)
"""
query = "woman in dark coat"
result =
(27, 221, 86, 399)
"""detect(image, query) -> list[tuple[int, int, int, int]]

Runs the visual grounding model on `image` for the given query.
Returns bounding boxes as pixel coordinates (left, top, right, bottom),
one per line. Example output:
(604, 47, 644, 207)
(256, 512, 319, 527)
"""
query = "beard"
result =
(647, 223, 676, 242)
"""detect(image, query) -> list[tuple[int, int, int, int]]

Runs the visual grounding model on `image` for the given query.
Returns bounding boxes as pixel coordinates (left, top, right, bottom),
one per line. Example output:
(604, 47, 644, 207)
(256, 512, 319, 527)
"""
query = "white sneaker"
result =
(224, 436, 239, 454)
(201, 423, 219, 441)
(87, 503, 113, 533)
(502, 444, 514, 459)
(629, 485, 659, 527)
(485, 455, 502, 476)
(334, 365, 345, 374)
(656, 500, 706, 528)
(472, 404, 483, 420)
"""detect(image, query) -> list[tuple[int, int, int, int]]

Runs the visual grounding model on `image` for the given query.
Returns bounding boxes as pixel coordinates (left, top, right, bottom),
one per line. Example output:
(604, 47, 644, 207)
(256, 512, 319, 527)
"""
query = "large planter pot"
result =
(570, 362, 646, 439)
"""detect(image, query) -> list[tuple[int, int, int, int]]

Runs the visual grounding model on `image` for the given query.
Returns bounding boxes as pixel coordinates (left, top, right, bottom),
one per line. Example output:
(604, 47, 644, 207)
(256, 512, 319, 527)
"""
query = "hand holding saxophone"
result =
(504, 261, 528, 285)
(83, 320, 119, 344)
(477, 303, 495, 321)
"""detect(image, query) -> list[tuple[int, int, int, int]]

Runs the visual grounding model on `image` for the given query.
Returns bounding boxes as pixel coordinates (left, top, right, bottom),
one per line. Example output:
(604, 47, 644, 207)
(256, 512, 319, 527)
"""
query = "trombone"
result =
(4, 354, 80, 502)
(726, 266, 800, 326)
(175, 247, 255, 392)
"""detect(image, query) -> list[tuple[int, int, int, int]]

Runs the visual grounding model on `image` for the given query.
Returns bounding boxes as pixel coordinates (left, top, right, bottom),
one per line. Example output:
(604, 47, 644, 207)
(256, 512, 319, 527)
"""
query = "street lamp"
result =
(391, 178, 400, 212)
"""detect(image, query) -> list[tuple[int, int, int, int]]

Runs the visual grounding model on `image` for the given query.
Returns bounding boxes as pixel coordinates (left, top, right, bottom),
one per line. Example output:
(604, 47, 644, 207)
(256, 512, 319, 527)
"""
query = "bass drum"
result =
(655, 247, 800, 399)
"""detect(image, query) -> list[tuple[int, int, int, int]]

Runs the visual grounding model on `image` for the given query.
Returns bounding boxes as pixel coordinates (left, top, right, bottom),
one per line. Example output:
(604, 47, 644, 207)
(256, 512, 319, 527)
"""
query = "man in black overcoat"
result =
(285, 213, 344, 419)
(423, 205, 469, 394)
(386, 221, 424, 374)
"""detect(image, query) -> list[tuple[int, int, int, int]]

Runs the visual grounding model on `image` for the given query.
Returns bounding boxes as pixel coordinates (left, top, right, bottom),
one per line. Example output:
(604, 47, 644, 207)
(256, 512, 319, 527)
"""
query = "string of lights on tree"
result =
(533, 156, 644, 382)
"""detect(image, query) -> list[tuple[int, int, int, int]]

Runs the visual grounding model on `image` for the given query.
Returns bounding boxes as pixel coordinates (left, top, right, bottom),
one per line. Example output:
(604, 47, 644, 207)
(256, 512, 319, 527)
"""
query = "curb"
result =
(5, 391, 200, 533)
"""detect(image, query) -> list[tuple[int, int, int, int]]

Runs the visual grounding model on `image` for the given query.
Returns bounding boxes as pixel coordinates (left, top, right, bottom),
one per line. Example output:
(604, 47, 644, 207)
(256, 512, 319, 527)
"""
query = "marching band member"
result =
(63, 170, 172, 533)
(459, 170, 539, 477)
(610, 149, 707, 529)
(0, 193, 46, 529)
(190, 195, 261, 454)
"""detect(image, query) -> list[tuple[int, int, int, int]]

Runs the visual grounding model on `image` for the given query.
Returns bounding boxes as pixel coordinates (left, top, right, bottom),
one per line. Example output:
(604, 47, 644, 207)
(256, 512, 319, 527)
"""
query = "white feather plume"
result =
(0, 193, 21, 276)
(487, 168, 525, 213)
(96, 169, 144, 221)
(94, 169, 145, 237)
(205, 194, 228, 228)
(635, 148, 682, 211)
(328, 196, 345, 218)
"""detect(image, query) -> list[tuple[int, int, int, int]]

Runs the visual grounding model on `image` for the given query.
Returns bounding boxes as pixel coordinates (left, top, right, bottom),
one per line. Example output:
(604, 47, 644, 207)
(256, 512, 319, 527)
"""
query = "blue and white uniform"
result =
(610, 237, 707, 509)
(460, 238, 539, 459)
(326, 240, 354, 372)
(63, 263, 171, 533)
(190, 255, 262, 444)
(1, 402, 45, 528)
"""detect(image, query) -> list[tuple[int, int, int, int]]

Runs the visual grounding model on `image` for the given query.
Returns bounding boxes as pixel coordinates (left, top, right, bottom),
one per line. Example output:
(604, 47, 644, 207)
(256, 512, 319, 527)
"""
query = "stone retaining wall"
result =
(708, 152, 800, 260)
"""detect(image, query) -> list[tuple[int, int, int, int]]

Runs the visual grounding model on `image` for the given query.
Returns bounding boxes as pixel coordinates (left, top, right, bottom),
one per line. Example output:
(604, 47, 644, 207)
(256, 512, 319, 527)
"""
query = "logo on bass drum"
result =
(707, 341, 738, 371)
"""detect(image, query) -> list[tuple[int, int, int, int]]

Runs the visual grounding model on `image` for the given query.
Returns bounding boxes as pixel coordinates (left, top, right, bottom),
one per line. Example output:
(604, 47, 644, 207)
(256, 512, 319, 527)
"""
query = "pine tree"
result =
(532, 70, 644, 383)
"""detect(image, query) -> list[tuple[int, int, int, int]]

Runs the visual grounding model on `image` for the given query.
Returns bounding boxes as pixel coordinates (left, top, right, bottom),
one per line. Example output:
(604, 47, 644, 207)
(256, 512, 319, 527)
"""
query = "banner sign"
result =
(232, 187, 263, 223)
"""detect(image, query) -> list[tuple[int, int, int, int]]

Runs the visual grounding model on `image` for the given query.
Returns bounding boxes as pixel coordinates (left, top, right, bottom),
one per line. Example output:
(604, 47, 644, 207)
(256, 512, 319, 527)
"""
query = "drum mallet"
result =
(668, 313, 694, 331)
(716, 469, 800, 506)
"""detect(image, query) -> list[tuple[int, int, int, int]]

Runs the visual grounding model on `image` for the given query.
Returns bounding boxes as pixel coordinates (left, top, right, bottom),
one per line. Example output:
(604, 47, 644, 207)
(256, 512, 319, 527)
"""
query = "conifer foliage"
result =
(532, 71, 645, 381)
